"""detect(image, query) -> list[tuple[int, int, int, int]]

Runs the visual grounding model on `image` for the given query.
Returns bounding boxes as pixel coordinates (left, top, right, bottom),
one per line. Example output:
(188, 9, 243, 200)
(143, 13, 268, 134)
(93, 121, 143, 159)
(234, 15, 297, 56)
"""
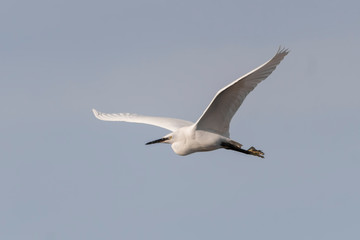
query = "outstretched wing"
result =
(92, 109, 193, 132)
(195, 48, 289, 137)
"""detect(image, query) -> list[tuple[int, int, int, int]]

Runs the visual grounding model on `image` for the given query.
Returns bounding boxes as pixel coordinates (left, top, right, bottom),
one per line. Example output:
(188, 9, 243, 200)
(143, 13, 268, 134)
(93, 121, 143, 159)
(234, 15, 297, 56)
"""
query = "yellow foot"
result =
(248, 146, 265, 158)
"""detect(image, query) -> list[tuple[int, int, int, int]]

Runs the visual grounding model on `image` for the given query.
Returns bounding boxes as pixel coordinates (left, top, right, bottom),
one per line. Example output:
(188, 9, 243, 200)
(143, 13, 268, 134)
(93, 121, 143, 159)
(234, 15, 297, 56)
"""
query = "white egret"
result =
(93, 48, 289, 158)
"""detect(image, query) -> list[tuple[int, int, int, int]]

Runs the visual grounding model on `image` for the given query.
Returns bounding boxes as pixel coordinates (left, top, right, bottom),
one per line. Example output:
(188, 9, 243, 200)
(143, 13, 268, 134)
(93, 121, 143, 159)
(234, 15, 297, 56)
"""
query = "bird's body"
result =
(93, 48, 289, 158)
(169, 127, 225, 156)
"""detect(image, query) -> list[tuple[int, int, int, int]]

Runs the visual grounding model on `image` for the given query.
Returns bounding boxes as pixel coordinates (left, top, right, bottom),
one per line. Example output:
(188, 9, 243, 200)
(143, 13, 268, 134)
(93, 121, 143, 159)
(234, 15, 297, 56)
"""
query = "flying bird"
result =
(93, 48, 289, 158)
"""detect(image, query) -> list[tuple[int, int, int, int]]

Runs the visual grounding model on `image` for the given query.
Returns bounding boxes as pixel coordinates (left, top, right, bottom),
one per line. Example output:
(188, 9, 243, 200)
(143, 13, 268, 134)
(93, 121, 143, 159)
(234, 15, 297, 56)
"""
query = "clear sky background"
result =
(1, 0, 360, 239)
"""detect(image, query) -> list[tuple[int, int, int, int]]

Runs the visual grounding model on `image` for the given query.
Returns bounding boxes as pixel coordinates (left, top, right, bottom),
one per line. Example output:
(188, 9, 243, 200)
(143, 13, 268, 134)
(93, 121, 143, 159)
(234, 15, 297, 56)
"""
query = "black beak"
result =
(145, 137, 170, 145)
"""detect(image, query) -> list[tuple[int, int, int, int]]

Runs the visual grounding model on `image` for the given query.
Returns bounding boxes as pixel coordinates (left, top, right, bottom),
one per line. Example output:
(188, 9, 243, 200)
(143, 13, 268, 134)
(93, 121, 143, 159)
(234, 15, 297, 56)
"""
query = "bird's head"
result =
(145, 133, 174, 145)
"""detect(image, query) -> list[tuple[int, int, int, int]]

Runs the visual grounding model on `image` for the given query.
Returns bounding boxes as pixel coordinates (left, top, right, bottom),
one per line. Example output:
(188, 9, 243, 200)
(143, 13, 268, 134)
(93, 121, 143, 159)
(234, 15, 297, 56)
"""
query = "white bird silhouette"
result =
(93, 48, 289, 157)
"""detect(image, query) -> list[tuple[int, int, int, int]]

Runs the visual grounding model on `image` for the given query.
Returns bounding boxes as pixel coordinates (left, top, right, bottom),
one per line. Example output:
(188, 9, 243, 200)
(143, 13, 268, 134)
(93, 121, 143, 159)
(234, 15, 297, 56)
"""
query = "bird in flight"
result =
(93, 48, 289, 158)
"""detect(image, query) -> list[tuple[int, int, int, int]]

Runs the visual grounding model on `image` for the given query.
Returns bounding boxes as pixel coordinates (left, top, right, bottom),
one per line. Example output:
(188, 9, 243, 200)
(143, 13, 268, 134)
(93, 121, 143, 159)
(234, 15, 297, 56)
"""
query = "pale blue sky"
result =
(1, 0, 360, 239)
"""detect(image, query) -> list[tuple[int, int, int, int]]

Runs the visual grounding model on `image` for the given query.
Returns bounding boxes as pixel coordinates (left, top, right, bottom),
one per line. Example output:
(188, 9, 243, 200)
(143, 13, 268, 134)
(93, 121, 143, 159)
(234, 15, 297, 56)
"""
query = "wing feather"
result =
(92, 109, 193, 132)
(195, 48, 289, 137)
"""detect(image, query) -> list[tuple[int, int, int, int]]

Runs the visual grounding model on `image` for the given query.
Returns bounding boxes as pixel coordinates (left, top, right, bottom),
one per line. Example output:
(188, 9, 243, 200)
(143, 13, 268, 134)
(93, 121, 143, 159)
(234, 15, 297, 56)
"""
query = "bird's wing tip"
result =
(92, 108, 102, 119)
(277, 46, 290, 55)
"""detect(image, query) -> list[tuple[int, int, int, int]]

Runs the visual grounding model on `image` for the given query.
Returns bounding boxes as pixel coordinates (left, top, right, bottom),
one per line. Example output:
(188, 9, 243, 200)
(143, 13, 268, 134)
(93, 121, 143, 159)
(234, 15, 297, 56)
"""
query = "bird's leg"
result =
(221, 140, 265, 158)
(247, 146, 264, 158)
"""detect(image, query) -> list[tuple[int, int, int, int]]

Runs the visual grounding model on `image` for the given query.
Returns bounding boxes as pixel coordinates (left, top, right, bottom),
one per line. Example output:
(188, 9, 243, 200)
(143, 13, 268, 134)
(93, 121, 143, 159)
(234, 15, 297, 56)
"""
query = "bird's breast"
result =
(171, 130, 223, 156)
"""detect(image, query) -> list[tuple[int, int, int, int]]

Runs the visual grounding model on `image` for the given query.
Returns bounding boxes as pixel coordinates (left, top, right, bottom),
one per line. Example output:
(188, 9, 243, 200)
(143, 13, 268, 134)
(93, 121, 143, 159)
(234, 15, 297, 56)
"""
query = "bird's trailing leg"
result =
(247, 146, 264, 158)
(221, 140, 265, 158)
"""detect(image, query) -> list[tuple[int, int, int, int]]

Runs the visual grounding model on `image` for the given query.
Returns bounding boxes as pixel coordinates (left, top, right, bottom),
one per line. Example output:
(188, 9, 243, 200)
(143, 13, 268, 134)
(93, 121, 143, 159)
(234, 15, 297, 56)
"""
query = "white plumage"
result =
(92, 111, 193, 132)
(93, 48, 289, 157)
